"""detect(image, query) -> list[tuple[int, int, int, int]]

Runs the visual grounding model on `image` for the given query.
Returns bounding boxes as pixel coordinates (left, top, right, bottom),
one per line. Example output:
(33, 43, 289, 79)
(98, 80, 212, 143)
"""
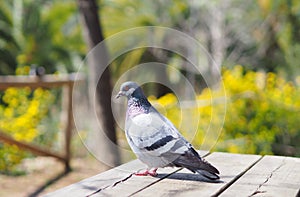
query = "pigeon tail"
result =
(171, 148, 220, 180)
(195, 169, 220, 180)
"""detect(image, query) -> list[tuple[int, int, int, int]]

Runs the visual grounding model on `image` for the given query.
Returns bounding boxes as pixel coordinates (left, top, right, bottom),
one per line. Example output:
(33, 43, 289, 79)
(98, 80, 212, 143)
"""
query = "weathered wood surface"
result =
(46, 152, 300, 197)
(221, 155, 300, 197)
(97, 151, 209, 197)
(45, 151, 208, 197)
(136, 152, 261, 197)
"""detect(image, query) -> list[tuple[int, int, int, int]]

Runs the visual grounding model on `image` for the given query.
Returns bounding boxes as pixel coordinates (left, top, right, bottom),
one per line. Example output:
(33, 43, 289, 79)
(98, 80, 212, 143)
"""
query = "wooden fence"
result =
(0, 73, 84, 172)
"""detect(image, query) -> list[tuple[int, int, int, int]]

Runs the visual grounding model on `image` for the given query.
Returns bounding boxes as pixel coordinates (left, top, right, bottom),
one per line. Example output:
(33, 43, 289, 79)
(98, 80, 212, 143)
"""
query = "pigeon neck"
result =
(127, 90, 151, 117)
(131, 87, 145, 98)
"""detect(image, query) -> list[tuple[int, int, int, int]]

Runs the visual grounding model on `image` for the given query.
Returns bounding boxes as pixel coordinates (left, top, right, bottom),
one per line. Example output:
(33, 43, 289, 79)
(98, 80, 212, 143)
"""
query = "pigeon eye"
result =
(124, 86, 129, 91)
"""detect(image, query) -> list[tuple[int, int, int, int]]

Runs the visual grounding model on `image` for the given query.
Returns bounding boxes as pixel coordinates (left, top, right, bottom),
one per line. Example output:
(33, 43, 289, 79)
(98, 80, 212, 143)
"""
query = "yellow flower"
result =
(0, 87, 55, 172)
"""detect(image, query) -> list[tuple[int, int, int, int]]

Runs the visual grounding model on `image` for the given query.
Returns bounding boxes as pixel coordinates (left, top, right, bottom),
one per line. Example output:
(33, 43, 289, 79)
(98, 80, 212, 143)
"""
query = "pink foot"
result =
(135, 168, 158, 177)
(148, 168, 158, 176)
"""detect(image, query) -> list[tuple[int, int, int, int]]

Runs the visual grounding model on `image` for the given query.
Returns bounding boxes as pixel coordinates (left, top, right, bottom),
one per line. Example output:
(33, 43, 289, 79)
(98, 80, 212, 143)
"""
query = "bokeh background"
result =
(0, 0, 299, 196)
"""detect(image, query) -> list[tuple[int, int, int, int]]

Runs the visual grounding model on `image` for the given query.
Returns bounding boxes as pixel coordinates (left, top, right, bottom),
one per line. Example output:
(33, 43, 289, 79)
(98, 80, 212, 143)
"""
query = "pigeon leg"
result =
(148, 168, 158, 176)
(134, 169, 150, 176)
(134, 168, 158, 176)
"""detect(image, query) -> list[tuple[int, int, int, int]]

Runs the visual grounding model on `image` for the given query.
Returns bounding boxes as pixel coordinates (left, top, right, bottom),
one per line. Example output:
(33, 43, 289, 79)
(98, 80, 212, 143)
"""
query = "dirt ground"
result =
(0, 155, 108, 197)
(0, 129, 133, 197)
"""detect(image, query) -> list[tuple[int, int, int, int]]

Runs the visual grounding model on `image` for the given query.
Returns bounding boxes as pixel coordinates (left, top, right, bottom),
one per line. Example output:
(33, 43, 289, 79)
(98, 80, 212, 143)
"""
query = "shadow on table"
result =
(157, 173, 224, 183)
(28, 170, 70, 197)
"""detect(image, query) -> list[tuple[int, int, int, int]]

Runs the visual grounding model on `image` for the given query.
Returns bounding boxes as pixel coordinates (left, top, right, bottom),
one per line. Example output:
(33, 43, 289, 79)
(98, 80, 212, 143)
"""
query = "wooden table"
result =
(45, 152, 300, 196)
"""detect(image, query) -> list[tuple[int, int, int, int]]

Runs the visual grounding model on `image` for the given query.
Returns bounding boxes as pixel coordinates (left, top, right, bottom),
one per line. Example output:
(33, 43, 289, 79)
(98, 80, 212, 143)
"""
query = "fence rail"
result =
(0, 73, 84, 172)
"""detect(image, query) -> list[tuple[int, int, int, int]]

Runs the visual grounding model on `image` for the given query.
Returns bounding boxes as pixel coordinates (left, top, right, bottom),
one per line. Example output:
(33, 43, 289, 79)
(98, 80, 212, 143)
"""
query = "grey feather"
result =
(117, 81, 220, 180)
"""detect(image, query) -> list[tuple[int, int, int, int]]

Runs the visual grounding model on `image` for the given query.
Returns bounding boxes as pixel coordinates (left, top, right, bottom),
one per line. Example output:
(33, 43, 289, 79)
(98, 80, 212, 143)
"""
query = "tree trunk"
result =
(207, 3, 227, 88)
(78, 0, 119, 167)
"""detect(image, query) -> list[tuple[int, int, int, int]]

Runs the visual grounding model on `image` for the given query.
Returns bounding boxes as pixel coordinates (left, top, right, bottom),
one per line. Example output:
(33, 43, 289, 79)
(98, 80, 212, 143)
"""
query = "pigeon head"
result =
(116, 81, 144, 99)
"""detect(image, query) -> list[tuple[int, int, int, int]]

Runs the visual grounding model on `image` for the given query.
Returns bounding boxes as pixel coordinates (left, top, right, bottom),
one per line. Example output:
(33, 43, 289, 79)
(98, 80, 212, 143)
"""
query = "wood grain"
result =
(135, 152, 261, 197)
(220, 155, 300, 197)
(45, 159, 146, 197)
(45, 152, 300, 197)
(45, 151, 208, 197)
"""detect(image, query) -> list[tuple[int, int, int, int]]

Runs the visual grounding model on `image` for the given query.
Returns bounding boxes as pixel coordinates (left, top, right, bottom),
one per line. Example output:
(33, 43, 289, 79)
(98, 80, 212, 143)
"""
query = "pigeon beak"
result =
(115, 91, 124, 99)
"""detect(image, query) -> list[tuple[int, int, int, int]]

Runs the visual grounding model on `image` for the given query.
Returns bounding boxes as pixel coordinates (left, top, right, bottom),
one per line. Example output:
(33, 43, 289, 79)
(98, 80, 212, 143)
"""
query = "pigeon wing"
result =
(126, 112, 182, 155)
(126, 108, 220, 180)
(171, 147, 220, 180)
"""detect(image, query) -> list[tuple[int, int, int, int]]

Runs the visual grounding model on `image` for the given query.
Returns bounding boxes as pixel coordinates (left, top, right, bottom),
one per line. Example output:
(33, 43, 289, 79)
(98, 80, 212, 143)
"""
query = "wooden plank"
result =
(220, 155, 300, 197)
(45, 151, 208, 197)
(0, 130, 66, 162)
(0, 73, 84, 89)
(135, 152, 262, 197)
(98, 150, 209, 196)
(44, 159, 149, 197)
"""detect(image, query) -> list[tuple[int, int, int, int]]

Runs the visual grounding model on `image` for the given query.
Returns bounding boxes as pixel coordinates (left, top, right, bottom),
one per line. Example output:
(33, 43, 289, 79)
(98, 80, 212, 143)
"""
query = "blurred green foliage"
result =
(149, 66, 300, 156)
(99, 0, 300, 81)
(0, 0, 84, 74)
(0, 0, 300, 174)
(1, 0, 300, 76)
(255, 0, 300, 79)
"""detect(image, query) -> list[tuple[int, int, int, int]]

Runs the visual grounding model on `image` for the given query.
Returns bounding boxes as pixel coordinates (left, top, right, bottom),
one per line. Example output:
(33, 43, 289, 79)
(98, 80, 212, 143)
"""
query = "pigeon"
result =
(116, 81, 220, 180)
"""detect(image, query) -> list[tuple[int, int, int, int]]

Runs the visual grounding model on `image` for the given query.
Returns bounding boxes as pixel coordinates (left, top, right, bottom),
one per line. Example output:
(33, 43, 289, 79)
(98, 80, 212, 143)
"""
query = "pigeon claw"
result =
(134, 168, 158, 177)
